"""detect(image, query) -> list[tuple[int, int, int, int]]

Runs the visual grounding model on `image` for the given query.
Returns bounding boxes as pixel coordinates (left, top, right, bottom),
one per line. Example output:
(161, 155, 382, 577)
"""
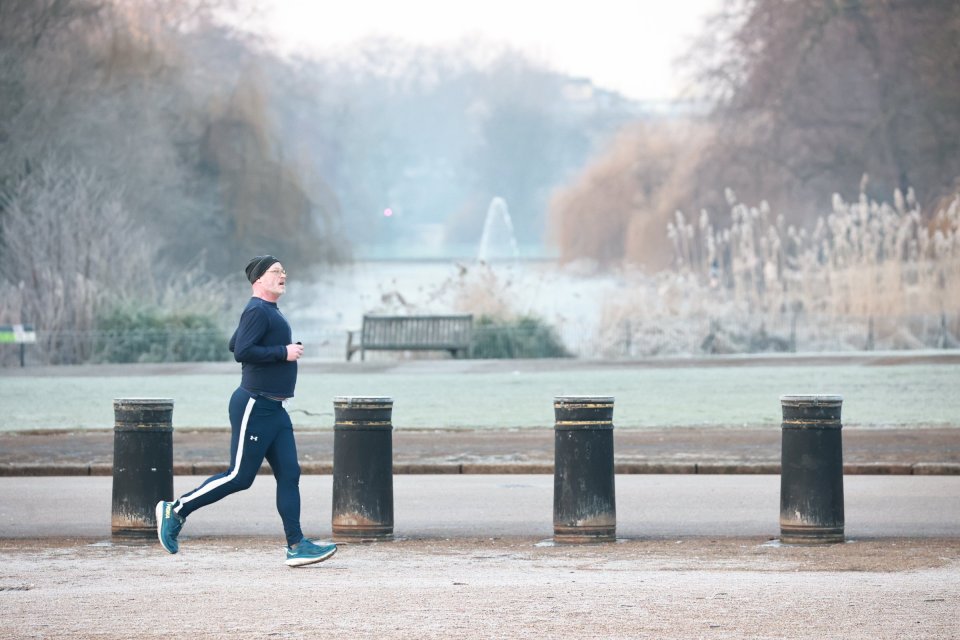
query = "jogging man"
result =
(156, 255, 336, 567)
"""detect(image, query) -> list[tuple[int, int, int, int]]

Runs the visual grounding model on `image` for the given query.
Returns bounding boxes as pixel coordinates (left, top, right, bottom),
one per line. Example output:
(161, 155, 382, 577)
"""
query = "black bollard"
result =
(111, 398, 174, 539)
(553, 395, 616, 543)
(332, 396, 394, 541)
(780, 394, 845, 544)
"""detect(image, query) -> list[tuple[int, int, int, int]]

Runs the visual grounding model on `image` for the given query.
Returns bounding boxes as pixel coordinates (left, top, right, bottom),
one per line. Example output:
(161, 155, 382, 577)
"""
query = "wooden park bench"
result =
(346, 314, 473, 361)
(0, 324, 37, 367)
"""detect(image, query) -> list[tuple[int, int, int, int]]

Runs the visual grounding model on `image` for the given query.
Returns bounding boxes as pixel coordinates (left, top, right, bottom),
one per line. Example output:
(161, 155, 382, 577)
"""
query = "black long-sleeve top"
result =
(229, 297, 297, 398)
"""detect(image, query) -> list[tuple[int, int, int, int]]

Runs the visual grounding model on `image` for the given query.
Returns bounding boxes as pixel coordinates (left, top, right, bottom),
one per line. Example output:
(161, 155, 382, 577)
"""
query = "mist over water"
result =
(283, 237, 959, 362)
(283, 258, 622, 358)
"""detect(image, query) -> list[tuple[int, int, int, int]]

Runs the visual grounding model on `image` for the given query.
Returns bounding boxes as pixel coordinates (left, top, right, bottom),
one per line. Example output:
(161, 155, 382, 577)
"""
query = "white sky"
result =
(249, 1, 721, 101)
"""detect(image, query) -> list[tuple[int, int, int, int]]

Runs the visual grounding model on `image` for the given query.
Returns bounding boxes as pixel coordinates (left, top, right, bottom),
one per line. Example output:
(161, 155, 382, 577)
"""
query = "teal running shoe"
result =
(155, 501, 184, 554)
(286, 539, 337, 567)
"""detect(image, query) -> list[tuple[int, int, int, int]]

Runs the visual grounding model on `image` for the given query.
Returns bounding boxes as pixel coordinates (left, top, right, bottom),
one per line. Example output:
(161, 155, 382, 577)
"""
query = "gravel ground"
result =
(2, 536, 958, 639)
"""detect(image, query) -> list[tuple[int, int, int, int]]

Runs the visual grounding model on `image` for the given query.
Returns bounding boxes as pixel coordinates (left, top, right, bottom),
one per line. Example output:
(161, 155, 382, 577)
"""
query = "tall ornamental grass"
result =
(668, 188, 959, 318)
(597, 189, 959, 356)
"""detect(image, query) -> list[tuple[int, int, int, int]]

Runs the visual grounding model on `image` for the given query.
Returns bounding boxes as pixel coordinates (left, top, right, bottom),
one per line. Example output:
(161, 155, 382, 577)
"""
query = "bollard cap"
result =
(780, 394, 843, 406)
(554, 395, 614, 430)
(113, 397, 174, 431)
(333, 396, 393, 405)
(554, 395, 614, 405)
(113, 398, 174, 408)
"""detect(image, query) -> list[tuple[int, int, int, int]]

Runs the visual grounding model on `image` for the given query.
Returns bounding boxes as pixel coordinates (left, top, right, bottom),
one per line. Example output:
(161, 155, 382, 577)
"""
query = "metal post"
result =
(332, 396, 394, 541)
(111, 398, 174, 539)
(553, 395, 616, 543)
(780, 394, 844, 544)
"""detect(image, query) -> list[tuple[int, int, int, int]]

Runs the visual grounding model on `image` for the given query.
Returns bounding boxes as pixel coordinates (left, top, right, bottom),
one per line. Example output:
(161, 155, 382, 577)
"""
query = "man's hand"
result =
(286, 343, 304, 361)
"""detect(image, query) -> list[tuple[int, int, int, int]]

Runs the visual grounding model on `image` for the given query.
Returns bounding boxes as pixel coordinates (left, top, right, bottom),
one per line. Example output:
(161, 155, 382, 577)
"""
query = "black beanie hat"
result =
(245, 255, 280, 283)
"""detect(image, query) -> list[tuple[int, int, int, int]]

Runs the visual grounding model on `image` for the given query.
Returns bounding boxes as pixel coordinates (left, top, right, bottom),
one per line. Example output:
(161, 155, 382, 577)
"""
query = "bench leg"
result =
(345, 331, 359, 361)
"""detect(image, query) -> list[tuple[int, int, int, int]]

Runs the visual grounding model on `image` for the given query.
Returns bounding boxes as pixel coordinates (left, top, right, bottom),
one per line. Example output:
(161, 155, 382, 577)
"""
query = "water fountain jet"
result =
(477, 197, 520, 264)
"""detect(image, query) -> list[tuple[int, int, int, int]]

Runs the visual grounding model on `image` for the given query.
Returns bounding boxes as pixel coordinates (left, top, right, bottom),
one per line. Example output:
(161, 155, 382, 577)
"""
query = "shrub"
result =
(471, 315, 571, 359)
(93, 305, 230, 363)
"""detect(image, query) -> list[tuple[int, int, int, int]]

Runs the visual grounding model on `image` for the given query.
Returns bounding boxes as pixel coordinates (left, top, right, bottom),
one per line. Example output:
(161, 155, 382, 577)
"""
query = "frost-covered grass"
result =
(2, 359, 958, 431)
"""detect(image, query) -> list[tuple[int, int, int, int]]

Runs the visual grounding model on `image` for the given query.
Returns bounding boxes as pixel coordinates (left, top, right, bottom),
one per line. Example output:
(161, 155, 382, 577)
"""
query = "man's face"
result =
(257, 262, 287, 297)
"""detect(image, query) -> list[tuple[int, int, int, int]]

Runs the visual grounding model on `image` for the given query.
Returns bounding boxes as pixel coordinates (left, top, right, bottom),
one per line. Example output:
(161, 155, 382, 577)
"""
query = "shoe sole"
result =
(155, 501, 178, 554)
(285, 546, 337, 567)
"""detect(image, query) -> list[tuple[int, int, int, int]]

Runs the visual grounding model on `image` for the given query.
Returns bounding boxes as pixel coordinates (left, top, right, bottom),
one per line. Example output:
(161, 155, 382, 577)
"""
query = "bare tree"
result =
(0, 159, 158, 362)
(549, 0, 960, 270)
(2, 0, 348, 274)
(690, 0, 960, 219)
(548, 121, 711, 269)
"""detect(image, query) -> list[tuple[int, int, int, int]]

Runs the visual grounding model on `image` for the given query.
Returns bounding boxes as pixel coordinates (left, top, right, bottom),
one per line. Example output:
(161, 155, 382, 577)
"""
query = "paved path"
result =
(4, 475, 959, 539)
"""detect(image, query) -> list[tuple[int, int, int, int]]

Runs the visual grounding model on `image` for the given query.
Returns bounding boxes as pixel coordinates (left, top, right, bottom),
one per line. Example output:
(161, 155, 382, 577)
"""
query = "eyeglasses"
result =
(263, 268, 286, 277)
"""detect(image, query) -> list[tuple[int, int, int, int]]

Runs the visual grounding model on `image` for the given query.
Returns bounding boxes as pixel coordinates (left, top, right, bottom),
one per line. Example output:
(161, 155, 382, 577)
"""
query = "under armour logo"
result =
(249, 435, 258, 442)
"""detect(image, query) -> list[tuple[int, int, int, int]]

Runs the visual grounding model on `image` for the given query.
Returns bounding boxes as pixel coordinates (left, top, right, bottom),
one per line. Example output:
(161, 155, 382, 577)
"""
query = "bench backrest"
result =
(361, 315, 473, 350)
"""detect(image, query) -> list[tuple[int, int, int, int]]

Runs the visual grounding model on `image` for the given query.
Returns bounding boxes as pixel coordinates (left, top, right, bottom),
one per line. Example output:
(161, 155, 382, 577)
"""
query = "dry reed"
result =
(598, 188, 959, 356)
